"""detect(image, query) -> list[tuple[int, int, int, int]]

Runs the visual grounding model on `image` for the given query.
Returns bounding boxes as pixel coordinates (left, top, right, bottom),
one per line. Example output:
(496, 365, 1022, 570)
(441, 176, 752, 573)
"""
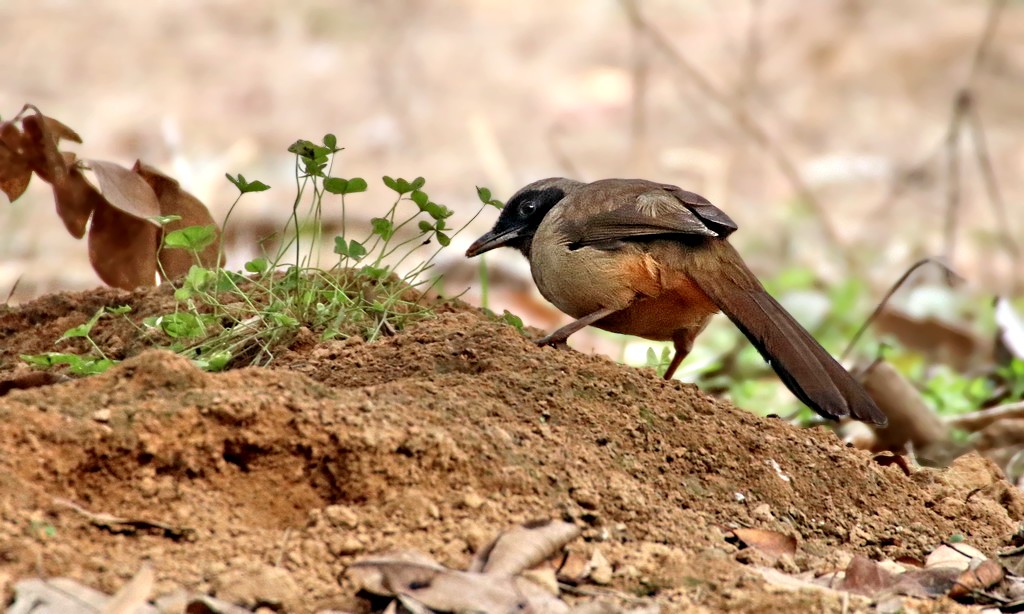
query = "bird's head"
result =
(465, 177, 580, 258)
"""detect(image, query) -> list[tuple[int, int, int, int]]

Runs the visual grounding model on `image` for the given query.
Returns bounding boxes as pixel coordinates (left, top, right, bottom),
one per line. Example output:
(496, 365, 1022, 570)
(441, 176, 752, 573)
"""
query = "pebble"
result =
(211, 564, 300, 611)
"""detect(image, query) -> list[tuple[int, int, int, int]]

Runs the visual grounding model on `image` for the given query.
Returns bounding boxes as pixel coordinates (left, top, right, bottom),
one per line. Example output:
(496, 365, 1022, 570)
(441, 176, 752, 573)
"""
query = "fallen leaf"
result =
(838, 555, 895, 596)
(53, 497, 193, 540)
(347, 559, 569, 613)
(469, 519, 582, 575)
(949, 559, 1004, 599)
(727, 528, 797, 560)
(101, 563, 154, 614)
(925, 543, 986, 572)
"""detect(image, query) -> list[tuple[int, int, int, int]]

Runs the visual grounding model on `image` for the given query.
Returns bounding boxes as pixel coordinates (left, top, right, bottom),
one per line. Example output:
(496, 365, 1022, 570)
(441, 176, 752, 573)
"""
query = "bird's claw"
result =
(535, 335, 570, 350)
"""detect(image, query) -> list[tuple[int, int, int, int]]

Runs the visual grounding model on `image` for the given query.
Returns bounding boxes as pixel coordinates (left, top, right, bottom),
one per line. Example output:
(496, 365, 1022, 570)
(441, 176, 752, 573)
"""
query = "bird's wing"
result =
(562, 183, 738, 248)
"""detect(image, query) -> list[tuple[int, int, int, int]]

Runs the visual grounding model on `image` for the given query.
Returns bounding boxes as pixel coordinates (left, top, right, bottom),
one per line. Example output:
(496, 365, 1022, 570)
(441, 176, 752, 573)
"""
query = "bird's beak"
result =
(465, 227, 523, 257)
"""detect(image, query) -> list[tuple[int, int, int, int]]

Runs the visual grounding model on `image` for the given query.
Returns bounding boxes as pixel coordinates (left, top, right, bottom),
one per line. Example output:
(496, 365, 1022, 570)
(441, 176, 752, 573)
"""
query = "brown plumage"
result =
(466, 178, 886, 425)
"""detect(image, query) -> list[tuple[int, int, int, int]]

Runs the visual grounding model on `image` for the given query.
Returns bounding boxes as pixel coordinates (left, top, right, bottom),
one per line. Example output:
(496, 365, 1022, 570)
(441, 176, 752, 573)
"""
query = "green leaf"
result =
(361, 265, 389, 280)
(417, 220, 434, 233)
(72, 358, 116, 376)
(382, 176, 413, 195)
(336, 238, 368, 261)
(436, 231, 451, 247)
(225, 173, 270, 193)
(193, 349, 232, 372)
(59, 308, 105, 340)
(164, 225, 217, 252)
(410, 177, 425, 190)
(476, 185, 504, 208)
(155, 312, 207, 339)
(149, 214, 183, 226)
(371, 217, 395, 241)
(244, 257, 270, 274)
(106, 305, 132, 316)
(500, 310, 524, 332)
(324, 177, 368, 195)
(322, 133, 337, 149)
(410, 190, 429, 207)
(21, 352, 82, 368)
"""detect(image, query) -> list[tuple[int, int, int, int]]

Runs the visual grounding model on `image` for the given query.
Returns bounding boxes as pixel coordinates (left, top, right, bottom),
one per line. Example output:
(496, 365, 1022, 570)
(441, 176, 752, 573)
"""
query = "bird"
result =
(465, 177, 887, 426)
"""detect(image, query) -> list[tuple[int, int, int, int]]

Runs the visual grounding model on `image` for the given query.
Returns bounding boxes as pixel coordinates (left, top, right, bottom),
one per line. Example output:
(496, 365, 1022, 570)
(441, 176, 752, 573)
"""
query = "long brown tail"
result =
(675, 240, 887, 425)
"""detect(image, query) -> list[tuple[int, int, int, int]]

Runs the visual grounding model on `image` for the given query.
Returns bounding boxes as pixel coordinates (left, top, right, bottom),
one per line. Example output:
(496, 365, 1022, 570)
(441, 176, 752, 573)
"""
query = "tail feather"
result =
(683, 242, 887, 426)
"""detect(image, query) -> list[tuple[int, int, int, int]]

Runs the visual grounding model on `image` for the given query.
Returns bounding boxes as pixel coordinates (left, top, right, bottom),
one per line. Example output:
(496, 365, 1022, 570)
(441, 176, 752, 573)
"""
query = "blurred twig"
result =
(841, 258, 962, 362)
(946, 399, 1024, 432)
(618, 0, 851, 269)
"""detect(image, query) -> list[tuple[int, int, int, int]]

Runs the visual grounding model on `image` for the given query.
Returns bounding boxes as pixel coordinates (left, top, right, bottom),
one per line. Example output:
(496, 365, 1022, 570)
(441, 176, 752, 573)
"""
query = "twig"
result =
(840, 258, 962, 361)
(52, 497, 193, 540)
(946, 400, 1024, 432)
(618, 0, 850, 268)
(966, 101, 1021, 279)
(4, 274, 22, 304)
(627, 4, 651, 174)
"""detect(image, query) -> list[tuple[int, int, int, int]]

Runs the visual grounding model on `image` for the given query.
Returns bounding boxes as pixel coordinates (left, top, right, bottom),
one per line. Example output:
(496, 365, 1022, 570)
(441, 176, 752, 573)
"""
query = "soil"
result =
(1, 284, 1023, 613)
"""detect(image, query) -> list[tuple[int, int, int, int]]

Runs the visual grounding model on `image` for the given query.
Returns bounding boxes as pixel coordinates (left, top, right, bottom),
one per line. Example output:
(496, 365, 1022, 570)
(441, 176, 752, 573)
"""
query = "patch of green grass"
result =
(22, 135, 501, 374)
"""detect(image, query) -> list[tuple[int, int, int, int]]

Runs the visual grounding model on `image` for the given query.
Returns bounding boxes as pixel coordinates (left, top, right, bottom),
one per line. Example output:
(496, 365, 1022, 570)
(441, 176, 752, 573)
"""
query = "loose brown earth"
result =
(1, 285, 1022, 613)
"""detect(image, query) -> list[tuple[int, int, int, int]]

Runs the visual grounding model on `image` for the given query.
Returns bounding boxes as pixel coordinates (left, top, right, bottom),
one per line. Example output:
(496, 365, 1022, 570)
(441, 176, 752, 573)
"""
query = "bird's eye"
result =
(520, 201, 536, 216)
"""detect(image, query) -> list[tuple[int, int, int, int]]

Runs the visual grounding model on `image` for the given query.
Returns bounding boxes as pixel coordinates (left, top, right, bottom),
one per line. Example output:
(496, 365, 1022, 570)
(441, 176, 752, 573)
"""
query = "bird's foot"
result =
(535, 334, 571, 350)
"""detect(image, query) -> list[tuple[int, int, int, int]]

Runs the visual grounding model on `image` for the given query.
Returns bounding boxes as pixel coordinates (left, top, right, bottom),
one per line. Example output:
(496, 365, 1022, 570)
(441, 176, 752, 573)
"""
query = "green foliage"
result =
(22, 135, 493, 375)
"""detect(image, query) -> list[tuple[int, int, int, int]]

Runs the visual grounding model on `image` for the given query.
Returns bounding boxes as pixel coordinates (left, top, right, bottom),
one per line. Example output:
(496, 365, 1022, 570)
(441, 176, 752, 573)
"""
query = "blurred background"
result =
(2, 0, 1022, 414)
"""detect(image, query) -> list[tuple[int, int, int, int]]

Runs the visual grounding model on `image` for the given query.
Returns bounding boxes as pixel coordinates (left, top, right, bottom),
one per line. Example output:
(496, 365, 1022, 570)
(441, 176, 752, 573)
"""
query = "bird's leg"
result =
(663, 330, 697, 380)
(535, 306, 618, 349)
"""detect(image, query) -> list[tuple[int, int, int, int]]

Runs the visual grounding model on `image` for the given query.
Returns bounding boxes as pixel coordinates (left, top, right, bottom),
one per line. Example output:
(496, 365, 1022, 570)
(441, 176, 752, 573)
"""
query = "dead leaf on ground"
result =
(838, 555, 896, 596)
(948, 559, 1004, 599)
(873, 308, 989, 372)
(348, 558, 569, 614)
(726, 528, 797, 560)
(469, 518, 582, 575)
(101, 563, 154, 614)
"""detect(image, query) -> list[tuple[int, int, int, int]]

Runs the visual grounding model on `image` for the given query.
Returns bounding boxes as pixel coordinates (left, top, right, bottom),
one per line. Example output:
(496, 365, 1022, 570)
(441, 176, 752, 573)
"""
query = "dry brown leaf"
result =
(469, 519, 582, 575)
(861, 360, 950, 460)
(925, 544, 986, 572)
(100, 563, 154, 614)
(0, 121, 32, 202)
(21, 108, 72, 186)
(348, 559, 569, 613)
(873, 308, 989, 371)
(86, 160, 161, 221)
(347, 552, 444, 596)
(949, 559, 1004, 599)
(133, 160, 223, 278)
(838, 555, 896, 596)
(727, 528, 797, 560)
(52, 164, 103, 239)
(88, 200, 158, 289)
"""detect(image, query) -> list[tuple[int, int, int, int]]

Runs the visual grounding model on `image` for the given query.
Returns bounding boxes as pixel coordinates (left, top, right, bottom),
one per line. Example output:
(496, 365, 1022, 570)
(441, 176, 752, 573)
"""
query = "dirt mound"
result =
(1, 290, 1022, 612)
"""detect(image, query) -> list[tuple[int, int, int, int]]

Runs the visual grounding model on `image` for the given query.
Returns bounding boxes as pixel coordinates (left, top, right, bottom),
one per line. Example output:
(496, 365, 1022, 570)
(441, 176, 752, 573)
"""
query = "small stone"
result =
(588, 549, 613, 585)
(751, 503, 773, 521)
(92, 409, 111, 422)
(328, 534, 364, 557)
(323, 505, 359, 529)
(211, 564, 300, 611)
(461, 492, 485, 509)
